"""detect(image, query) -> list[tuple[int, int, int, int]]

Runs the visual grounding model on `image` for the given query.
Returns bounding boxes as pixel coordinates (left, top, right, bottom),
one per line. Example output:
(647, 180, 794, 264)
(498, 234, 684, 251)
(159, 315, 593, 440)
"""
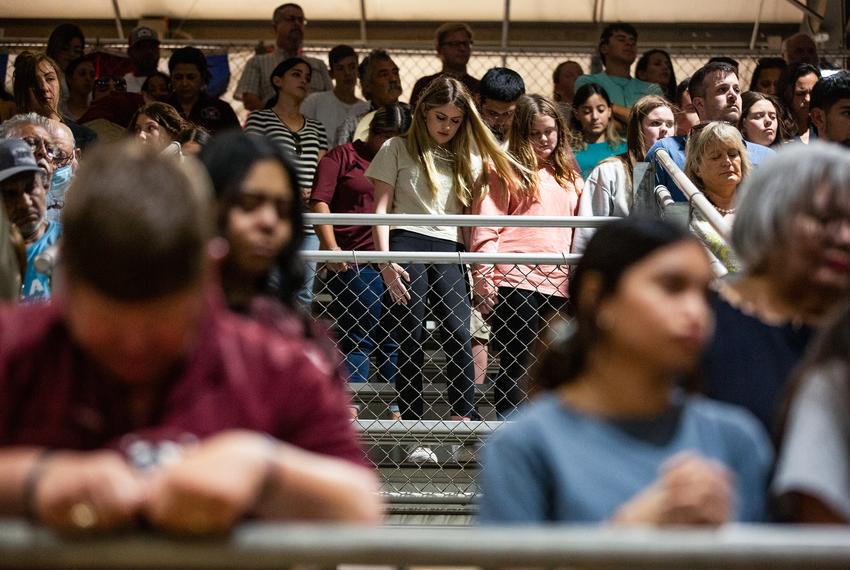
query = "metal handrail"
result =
(3, 520, 850, 569)
(301, 250, 580, 264)
(654, 149, 731, 241)
(304, 214, 619, 227)
(356, 419, 498, 438)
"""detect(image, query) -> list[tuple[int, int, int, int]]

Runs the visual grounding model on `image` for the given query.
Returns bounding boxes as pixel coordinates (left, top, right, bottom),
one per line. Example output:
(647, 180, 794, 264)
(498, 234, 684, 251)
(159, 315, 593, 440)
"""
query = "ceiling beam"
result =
(784, 0, 825, 20)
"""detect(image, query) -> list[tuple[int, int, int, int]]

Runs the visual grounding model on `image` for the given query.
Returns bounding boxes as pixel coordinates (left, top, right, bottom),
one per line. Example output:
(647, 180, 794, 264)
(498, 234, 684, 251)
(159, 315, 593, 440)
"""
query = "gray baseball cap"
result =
(0, 139, 42, 184)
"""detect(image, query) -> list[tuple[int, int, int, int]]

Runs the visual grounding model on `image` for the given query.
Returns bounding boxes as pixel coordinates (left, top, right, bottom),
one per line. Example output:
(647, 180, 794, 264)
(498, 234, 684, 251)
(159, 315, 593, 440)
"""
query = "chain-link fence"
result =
(3, 39, 846, 124)
(301, 214, 599, 520)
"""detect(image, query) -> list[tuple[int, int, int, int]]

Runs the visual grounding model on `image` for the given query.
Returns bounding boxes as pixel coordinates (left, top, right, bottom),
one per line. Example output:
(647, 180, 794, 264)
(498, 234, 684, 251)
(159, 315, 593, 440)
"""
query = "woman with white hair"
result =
(684, 121, 750, 274)
(701, 142, 850, 431)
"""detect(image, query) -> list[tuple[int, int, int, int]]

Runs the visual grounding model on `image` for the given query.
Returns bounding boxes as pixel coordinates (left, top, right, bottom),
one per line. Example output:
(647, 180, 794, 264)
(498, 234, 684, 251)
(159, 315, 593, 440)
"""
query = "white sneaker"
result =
(406, 445, 438, 464)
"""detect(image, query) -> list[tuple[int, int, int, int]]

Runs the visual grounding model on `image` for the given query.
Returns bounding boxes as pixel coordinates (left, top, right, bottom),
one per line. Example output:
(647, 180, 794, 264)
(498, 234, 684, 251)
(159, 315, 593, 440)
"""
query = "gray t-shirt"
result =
(478, 392, 772, 524)
(365, 136, 481, 243)
(773, 362, 850, 521)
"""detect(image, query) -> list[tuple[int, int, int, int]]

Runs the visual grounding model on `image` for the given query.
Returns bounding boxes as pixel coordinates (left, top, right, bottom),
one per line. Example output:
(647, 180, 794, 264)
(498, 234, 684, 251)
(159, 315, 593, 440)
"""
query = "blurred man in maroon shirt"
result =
(0, 141, 381, 534)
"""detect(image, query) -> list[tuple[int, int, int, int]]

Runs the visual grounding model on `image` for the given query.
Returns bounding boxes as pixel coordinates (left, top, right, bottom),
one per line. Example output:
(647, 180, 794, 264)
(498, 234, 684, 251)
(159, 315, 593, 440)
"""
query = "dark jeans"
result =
(492, 287, 568, 419)
(327, 265, 398, 385)
(389, 230, 474, 420)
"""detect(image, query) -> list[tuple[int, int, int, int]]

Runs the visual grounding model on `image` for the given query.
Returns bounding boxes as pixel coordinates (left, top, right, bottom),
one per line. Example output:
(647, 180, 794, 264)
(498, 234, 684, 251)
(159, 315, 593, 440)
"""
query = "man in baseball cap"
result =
(125, 26, 161, 93)
(0, 139, 61, 301)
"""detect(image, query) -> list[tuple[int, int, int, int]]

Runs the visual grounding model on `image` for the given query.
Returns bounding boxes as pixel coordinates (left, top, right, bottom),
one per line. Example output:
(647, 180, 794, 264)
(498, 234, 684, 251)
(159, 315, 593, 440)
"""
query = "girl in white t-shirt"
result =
(366, 76, 521, 436)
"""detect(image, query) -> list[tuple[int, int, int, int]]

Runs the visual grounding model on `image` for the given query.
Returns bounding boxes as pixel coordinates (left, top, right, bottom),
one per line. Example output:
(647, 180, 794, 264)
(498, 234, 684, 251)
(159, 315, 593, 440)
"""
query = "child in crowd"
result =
(471, 94, 581, 419)
(570, 83, 626, 177)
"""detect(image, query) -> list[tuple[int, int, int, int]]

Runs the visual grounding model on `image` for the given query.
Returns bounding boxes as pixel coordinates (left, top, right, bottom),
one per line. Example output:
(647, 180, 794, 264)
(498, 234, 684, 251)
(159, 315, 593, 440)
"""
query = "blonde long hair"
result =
(508, 94, 580, 200)
(405, 76, 523, 206)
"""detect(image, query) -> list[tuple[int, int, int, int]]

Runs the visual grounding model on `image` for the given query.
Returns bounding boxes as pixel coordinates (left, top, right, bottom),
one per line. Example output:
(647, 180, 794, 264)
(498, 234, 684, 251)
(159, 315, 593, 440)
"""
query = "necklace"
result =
(714, 205, 735, 216)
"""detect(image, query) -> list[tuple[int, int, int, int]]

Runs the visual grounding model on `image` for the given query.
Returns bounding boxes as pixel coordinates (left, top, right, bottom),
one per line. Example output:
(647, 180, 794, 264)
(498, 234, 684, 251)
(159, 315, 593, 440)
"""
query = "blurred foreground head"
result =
(60, 140, 214, 383)
(63, 140, 213, 299)
(732, 142, 850, 305)
(536, 218, 712, 391)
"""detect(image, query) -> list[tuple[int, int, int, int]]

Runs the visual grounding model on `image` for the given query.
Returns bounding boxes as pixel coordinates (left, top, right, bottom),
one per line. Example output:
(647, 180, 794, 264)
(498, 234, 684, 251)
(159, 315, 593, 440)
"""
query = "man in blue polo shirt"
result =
(0, 139, 61, 302)
(646, 61, 775, 202)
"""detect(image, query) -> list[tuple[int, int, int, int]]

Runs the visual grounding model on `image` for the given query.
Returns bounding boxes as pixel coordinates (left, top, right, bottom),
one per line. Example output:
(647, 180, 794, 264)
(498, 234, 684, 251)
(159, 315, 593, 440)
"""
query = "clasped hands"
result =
(32, 430, 277, 535)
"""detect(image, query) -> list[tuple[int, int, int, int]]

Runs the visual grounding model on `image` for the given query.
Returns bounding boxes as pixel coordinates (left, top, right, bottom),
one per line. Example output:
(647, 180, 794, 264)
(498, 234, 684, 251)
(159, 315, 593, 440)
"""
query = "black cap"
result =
(0, 139, 42, 184)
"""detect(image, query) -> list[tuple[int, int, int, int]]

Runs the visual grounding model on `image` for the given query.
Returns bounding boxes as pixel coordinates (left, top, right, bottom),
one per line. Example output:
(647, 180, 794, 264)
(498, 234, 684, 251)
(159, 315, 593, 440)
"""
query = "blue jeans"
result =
(327, 265, 398, 386)
(297, 232, 320, 309)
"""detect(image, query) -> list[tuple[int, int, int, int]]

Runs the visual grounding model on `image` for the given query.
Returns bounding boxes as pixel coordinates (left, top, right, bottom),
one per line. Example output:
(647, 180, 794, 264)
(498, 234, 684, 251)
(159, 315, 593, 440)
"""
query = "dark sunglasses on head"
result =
(290, 131, 302, 156)
(94, 76, 127, 91)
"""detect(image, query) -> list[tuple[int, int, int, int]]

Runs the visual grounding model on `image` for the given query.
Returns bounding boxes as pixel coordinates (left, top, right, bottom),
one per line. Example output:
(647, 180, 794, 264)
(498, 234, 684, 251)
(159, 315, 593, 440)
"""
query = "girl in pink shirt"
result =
(471, 94, 582, 418)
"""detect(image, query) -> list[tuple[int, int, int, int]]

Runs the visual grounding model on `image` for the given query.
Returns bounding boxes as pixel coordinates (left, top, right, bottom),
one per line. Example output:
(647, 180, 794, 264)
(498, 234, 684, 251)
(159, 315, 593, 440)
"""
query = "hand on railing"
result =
(323, 247, 349, 274)
(472, 274, 498, 317)
(379, 262, 411, 305)
(31, 449, 147, 532)
(611, 453, 732, 527)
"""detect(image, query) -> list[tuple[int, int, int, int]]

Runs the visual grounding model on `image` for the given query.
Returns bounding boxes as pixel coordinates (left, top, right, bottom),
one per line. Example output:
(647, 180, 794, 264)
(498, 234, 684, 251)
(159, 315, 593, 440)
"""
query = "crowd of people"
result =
(1, 2, 850, 532)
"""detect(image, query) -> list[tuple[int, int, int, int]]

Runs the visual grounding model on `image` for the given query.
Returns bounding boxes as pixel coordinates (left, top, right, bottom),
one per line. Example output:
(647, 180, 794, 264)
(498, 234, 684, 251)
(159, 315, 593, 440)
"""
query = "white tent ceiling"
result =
(1, 0, 805, 23)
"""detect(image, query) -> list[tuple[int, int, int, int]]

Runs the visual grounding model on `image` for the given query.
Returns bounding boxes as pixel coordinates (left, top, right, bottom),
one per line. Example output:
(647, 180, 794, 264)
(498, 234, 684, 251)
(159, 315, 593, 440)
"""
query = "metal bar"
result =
(785, 0, 826, 20)
(750, 0, 765, 49)
(110, 0, 125, 40)
(300, 251, 581, 265)
(303, 214, 619, 228)
(358, 0, 367, 46)
(500, 0, 511, 65)
(654, 149, 731, 241)
(4, 521, 850, 568)
(356, 419, 499, 436)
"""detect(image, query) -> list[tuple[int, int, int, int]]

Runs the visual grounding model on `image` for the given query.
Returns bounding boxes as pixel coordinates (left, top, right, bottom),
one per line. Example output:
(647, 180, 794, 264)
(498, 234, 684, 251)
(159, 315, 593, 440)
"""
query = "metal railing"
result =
(3, 520, 850, 569)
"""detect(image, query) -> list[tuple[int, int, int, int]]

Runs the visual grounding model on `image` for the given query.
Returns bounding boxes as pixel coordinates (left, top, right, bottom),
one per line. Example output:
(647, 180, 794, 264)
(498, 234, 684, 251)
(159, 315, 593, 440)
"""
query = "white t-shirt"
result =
(773, 362, 850, 521)
(301, 91, 369, 148)
(365, 136, 481, 243)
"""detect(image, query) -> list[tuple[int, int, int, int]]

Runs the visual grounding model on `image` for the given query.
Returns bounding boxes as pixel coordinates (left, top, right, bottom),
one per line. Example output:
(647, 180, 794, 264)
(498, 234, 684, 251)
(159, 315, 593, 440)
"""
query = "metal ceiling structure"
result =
(0, 0, 812, 23)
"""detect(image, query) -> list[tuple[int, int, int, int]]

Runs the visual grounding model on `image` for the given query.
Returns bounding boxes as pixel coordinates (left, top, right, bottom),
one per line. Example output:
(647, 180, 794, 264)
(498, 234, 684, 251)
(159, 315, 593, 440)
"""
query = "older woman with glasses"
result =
(702, 142, 850, 432)
(245, 56, 328, 309)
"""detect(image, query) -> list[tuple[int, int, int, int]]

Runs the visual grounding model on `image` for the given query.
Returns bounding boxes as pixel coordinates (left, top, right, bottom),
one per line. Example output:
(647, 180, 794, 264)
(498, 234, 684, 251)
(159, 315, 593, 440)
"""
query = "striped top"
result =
(244, 109, 328, 190)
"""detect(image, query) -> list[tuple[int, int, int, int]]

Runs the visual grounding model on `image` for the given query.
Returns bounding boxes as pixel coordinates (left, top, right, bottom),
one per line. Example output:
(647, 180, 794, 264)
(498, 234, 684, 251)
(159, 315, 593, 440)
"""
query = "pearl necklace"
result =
(714, 205, 735, 216)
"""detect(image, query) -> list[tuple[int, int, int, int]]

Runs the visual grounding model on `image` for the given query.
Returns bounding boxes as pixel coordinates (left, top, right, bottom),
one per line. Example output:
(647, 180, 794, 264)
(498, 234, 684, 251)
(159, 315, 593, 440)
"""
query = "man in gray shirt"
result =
(236, 3, 332, 110)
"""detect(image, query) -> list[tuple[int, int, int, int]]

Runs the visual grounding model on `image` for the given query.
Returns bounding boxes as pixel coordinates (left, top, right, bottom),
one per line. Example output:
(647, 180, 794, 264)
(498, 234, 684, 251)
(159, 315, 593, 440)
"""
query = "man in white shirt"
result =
(236, 3, 332, 111)
(123, 27, 161, 94)
(301, 45, 369, 148)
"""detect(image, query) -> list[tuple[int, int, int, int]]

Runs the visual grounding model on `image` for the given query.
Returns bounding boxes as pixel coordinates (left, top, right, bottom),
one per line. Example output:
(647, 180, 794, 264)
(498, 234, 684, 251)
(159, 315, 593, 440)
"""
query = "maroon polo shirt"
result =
(0, 293, 367, 467)
(310, 140, 377, 252)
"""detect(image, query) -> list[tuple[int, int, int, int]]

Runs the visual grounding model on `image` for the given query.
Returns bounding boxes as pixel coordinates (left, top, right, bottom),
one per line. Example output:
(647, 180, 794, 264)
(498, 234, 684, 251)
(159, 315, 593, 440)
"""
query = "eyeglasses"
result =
(52, 150, 73, 168)
(798, 211, 850, 236)
(21, 136, 58, 161)
(94, 76, 127, 92)
(234, 192, 294, 219)
(440, 40, 473, 49)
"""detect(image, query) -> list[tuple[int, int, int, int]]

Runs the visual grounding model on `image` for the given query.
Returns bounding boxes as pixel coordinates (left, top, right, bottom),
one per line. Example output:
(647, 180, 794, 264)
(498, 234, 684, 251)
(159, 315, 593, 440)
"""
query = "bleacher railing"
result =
(3, 520, 850, 569)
